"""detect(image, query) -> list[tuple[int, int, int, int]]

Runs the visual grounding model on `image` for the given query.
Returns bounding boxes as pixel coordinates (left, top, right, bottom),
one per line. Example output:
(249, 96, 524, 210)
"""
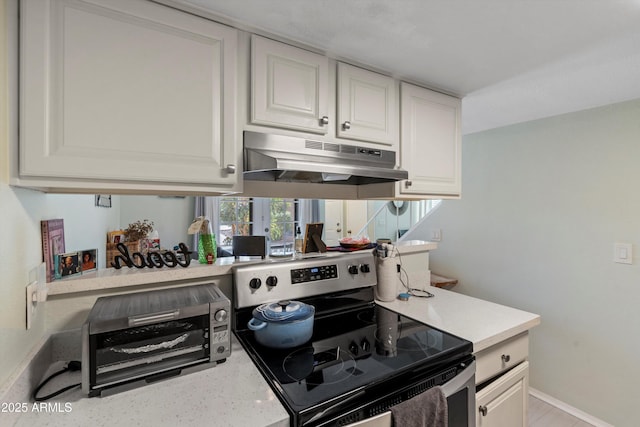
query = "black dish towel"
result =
(390, 386, 448, 427)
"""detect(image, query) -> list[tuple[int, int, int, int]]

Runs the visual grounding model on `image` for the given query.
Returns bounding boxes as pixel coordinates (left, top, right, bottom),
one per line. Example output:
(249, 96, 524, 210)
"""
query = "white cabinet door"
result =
(20, 0, 238, 190)
(337, 62, 398, 146)
(398, 82, 461, 197)
(324, 200, 344, 246)
(476, 361, 529, 427)
(251, 35, 329, 134)
(344, 200, 368, 237)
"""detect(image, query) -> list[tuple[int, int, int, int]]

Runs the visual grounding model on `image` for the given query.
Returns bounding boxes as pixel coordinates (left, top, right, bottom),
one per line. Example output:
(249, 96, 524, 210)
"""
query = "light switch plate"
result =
(614, 242, 633, 264)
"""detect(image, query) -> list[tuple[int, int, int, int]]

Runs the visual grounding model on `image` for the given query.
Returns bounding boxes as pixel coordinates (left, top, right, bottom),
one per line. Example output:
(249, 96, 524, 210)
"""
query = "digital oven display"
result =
(291, 264, 338, 284)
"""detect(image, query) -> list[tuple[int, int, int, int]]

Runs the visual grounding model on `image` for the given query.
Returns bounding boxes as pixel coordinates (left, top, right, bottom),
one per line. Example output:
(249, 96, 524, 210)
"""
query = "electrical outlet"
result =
(26, 281, 37, 330)
(25, 263, 47, 330)
(431, 229, 442, 242)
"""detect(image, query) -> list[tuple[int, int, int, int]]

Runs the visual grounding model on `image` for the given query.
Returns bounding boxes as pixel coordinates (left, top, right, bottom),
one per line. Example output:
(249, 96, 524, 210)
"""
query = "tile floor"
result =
(529, 395, 594, 427)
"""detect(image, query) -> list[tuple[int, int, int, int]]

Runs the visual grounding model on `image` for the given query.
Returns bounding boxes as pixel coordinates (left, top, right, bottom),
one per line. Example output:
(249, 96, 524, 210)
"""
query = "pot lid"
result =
(253, 300, 315, 323)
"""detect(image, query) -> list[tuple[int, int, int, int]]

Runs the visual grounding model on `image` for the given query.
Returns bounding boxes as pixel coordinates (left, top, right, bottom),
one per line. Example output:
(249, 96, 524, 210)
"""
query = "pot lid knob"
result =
(278, 300, 291, 311)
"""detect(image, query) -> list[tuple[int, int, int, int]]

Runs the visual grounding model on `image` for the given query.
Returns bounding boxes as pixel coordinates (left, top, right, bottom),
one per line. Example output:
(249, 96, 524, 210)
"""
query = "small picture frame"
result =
(54, 252, 81, 279)
(107, 230, 126, 244)
(95, 194, 112, 208)
(80, 249, 98, 273)
(303, 223, 326, 253)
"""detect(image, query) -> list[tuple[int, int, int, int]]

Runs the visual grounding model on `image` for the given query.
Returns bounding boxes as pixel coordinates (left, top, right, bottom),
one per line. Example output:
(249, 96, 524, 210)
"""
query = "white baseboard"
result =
(529, 387, 614, 427)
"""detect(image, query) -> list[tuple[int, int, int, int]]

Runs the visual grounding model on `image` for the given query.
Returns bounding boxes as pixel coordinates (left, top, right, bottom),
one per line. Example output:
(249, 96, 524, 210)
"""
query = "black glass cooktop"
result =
(235, 304, 473, 416)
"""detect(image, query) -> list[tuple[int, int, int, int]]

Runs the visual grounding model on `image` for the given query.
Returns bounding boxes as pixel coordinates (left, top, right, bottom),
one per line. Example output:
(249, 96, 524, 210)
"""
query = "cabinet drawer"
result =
(475, 332, 529, 385)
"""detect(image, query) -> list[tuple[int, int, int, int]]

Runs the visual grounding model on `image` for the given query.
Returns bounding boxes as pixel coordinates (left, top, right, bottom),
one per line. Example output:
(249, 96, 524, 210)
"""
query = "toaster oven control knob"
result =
(359, 264, 370, 273)
(214, 309, 228, 322)
(266, 276, 278, 287)
(349, 341, 359, 356)
(348, 265, 359, 275)
(249, 278, 262, 290)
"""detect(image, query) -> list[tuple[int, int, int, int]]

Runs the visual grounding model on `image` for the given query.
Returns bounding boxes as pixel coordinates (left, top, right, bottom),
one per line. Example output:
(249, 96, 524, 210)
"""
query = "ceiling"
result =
(175, 0, 640, 135)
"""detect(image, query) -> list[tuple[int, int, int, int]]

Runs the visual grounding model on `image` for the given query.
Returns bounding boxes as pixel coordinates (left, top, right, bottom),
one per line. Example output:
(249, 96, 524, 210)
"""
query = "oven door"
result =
(345, 361, 476, 427)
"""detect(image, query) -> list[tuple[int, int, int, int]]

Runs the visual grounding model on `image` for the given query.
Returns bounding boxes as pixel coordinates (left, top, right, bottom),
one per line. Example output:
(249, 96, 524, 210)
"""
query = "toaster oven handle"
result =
(128, 310, 180, 327)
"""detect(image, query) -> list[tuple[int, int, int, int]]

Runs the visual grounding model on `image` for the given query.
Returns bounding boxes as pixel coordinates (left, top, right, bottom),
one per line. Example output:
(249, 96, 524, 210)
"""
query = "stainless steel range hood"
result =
(243, 131, 408, 185)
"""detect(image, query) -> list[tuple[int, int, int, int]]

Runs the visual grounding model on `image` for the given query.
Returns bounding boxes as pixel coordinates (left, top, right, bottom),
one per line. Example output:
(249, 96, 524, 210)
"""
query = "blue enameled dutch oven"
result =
(247, 300, 315, 349)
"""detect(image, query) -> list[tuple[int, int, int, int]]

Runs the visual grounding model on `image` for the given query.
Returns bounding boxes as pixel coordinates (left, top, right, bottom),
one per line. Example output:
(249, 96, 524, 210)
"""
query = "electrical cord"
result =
(394, 246, 434, 299)
(32, 361, 82, 402)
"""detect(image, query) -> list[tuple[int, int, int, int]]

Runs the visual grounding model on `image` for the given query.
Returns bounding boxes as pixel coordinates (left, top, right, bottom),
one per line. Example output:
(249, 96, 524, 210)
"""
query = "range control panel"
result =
(291, 264, 338, 284)
(233, 252, 377, 309)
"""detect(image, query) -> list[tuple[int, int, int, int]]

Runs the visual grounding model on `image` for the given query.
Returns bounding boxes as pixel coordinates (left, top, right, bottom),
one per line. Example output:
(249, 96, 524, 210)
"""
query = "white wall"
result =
(0, 187, 120, 386)
(370, 201, 413, 241)
(0, 191, 196, 388)
(406, 99, 640, 427)
(120, 195, 195, 251)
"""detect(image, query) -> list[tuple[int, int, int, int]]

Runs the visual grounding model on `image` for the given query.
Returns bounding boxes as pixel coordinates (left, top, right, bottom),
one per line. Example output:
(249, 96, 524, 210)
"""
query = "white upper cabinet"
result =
(251, 35, 329, 134)
(357, 82, 461, 199)
(18, 0, 239, 194)
(398, 82, 461, 198)
(249, 37, 398, 149)
(337, 62, 398, 146)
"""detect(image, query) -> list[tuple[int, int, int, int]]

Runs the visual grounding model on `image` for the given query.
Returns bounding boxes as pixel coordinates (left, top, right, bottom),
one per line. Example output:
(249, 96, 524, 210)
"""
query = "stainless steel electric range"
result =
(233, 252, 475, 427)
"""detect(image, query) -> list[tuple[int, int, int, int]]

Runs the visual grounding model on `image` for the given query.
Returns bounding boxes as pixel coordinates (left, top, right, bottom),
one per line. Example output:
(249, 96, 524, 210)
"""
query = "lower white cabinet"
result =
(475, 332, 530, 427)
(16, 0, 239, 194)
(475, 332, 529, 384)
(476, 361, 529, 427)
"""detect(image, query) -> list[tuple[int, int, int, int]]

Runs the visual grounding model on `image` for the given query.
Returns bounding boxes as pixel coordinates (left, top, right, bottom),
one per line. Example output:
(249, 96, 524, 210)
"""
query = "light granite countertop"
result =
(47, 252, 362, 296)
(46, 256, 244, 296)
(378, 287, 541, 353)
(9, 338, 289, 427)
(6, 284, 539, 426)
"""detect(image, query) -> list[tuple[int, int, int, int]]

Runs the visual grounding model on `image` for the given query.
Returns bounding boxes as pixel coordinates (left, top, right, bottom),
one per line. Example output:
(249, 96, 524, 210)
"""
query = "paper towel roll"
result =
(375, 257, 398, 302)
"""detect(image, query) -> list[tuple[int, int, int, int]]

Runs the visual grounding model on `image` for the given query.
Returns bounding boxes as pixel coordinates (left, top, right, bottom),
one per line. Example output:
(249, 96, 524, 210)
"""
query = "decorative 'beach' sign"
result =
(110, 242, 193, 269)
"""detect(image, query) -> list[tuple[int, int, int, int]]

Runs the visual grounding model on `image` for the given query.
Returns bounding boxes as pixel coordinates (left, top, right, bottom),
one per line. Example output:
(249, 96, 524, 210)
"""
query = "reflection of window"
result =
(218, 197, 252, 246)
(267, 198, 297, 255)
(213, 197, 305, 255)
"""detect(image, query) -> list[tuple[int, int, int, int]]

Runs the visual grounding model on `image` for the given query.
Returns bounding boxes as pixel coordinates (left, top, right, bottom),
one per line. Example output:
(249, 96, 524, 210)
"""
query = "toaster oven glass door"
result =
(90, 315, 210, 390)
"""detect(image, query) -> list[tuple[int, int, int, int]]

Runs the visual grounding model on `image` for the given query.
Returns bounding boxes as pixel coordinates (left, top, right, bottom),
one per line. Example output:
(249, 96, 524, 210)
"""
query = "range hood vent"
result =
(243, 131, 408, 185)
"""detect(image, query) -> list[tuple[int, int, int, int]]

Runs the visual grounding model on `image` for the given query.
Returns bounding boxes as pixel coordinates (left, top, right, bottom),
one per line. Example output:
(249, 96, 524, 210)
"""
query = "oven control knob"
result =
(266, 276, 278, 287)
(214, 309, 228, 322)
(349, 341, 359, 356)
(249, 278, 262, 290)
(348, 265, 359, 275)
(361, 338, 370, 352)
(360, 264, 370, 273)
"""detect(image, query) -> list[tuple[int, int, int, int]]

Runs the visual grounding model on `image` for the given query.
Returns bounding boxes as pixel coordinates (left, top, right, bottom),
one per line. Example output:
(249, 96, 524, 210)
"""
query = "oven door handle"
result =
(440, 360, 475, 398)
(303, 389, 367, 426)
(128, 310, 180, 327)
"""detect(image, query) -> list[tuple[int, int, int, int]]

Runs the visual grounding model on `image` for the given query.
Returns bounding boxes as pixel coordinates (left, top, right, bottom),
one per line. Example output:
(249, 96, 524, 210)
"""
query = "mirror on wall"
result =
(116, 196, 441, 258)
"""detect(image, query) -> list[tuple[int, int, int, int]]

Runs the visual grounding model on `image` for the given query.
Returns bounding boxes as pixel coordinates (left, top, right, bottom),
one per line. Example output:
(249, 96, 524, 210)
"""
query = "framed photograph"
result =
(80, 249, 98, 273)
(54, 252, 81, 279)
(107, 230, 125, 244)
(303, 223, 326, 253)
(95, 194, 112, 208)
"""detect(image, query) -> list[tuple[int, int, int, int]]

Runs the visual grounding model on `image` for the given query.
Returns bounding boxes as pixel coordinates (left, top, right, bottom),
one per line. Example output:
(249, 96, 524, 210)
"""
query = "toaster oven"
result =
(82, 283, 230, 397)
